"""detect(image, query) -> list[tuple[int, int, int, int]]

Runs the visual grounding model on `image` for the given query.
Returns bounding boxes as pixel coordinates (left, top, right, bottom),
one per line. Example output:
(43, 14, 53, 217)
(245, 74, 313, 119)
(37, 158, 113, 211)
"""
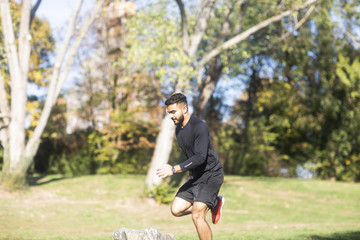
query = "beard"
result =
(173, 114, 184, 126)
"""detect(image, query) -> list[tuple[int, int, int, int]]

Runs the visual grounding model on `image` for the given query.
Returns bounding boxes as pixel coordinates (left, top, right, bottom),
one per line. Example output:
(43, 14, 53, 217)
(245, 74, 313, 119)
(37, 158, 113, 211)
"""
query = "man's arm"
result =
(156, 122, 209, 179)
(156, 164, 182, 179)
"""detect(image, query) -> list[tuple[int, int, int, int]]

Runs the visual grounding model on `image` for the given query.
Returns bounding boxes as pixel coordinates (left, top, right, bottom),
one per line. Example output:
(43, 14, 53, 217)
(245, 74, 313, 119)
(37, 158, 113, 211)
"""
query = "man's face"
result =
(167, 103, 185, 126)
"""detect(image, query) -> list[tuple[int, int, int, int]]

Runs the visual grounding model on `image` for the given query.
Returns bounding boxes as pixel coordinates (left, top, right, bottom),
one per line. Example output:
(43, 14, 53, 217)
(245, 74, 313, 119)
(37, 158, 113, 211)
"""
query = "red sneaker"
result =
(211, 196, 225, 224)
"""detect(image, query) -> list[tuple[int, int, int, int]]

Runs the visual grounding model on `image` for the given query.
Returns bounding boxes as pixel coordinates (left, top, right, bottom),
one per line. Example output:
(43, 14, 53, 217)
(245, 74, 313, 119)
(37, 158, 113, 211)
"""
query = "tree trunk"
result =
(193, 56, 223, 119)
(1, 0, 29, 185)
(145, 113, 175, 190)
(243, 68, 261, 145)
(0, 0, 104, 188)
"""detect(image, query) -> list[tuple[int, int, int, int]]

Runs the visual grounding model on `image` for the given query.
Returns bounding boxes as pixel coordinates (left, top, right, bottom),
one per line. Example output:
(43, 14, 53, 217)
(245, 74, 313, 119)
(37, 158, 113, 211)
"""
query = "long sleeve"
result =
(179, 123, 208, 171)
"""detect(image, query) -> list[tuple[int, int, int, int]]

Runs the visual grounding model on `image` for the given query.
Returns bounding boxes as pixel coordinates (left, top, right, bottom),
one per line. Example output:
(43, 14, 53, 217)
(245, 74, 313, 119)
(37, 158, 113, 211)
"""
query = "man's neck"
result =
(181, 115, 191, 128)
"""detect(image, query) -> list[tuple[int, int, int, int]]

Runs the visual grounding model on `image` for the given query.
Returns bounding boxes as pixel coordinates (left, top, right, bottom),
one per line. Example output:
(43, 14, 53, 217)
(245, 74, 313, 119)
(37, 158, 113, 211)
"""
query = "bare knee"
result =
(192, 209, 206, 223)
(170, 205, 183, 217)
(191, 210, 203, 223)
(171, 197, 192, 217)
(191, 203, 208, 223)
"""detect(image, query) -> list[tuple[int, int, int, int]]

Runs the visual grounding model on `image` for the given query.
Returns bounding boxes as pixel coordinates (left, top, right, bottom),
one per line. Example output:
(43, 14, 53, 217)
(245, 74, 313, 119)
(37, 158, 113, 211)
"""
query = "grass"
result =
(0, 174, 359, 240)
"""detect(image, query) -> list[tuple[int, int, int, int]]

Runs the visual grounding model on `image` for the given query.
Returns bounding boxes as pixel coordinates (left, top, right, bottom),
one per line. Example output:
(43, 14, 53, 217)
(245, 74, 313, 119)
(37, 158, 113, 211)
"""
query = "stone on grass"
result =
(113, 228, 176, 240)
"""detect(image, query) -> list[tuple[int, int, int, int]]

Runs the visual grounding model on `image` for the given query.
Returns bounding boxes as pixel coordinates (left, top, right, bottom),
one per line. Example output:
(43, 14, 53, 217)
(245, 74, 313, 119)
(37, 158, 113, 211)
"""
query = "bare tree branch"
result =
(258, 4, 315, 54)
(19, 0, 32, 82)
(54, 0, 105, 98)
(0, 0, 22, 84)
(175, 0, 189, 51)
(346, 31, 360, 48)
(195, 1, 239, 91)
(198, 0, 318, 68)
(51, 0, 84, 107)
(24, 0, 85, 158)
(30, 0, 42, 27)
(172, 0, 216, 92)
(282, 5, 315, 41)
(25, 0, 105, 158)
(188, 0, 216, 57)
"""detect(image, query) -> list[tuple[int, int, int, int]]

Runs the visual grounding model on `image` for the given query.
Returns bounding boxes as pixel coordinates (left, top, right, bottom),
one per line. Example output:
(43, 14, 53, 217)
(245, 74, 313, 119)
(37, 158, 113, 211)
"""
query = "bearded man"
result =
(156, 93, 225, 240)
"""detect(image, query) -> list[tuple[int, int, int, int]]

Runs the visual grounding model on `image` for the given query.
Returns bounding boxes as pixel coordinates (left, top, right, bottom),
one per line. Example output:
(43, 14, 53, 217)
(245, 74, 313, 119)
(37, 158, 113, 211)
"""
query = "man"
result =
(156, 93, 225, 240)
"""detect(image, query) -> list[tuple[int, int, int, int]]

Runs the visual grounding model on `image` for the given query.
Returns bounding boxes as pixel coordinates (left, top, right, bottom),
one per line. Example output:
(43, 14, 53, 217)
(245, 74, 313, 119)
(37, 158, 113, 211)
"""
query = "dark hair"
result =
(165, 93, 187, 106)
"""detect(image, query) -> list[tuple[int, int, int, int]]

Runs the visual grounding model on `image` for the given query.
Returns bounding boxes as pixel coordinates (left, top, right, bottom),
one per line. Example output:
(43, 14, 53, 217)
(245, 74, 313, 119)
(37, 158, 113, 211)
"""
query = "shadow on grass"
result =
(309, 231, 360, 240)
(28, 175, 68, 186)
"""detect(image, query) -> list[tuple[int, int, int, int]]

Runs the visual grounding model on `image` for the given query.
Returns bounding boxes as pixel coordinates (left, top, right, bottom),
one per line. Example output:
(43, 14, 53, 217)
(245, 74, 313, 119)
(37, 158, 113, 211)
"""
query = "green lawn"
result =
(0, 175, 359, 239)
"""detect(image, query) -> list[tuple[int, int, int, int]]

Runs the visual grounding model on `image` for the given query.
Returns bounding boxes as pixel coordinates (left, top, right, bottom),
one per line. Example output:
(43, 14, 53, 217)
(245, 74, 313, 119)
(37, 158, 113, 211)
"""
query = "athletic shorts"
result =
(176, 169, 224, 209)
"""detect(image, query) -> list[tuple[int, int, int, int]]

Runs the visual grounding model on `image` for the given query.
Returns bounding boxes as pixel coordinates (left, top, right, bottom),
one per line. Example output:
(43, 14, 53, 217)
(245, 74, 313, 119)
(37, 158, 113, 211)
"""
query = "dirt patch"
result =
(0, 185, 172, 218)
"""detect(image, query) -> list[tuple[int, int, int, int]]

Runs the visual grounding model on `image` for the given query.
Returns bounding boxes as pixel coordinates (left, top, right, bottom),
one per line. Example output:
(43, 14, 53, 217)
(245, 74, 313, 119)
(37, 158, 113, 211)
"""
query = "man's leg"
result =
(171, 197, 192, 217)
(192, 202, 212, 240)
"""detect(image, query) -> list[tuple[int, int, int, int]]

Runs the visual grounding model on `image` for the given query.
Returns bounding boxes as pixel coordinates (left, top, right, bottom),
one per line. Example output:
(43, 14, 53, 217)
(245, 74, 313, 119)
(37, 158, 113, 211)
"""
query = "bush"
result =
(145, 181, 177, 205)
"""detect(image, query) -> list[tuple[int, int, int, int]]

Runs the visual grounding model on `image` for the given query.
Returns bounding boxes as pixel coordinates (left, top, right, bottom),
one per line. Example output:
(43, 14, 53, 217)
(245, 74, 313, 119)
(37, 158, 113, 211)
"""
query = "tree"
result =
(0, 0, 104, 188)
(240, 0, 360, 181)
(66, 1, 165, 175)
(146, 0, 319, 189)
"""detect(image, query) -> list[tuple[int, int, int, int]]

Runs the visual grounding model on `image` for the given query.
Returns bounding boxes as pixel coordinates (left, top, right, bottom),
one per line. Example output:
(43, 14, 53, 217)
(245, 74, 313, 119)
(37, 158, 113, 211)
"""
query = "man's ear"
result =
(183, 105, 188, 114)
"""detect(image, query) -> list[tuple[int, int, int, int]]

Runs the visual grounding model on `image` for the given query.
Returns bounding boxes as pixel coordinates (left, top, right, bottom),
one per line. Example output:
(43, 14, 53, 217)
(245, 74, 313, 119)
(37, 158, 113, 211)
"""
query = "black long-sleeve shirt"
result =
(176, 116, 222, 179)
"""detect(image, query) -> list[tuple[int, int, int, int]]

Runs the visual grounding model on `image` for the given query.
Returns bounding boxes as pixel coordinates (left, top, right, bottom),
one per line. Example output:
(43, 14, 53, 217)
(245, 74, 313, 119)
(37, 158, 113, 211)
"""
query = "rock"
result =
(113, 228, 176, 240)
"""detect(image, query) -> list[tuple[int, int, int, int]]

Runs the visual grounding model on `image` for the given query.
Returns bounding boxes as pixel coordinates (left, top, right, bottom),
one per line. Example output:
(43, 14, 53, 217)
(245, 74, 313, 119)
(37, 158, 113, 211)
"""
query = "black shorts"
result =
(176, 169, 224, 209)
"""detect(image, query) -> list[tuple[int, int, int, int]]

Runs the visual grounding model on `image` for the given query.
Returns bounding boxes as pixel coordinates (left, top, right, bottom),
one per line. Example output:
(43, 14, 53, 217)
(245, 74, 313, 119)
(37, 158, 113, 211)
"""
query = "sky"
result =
(36, 0, 95, 30)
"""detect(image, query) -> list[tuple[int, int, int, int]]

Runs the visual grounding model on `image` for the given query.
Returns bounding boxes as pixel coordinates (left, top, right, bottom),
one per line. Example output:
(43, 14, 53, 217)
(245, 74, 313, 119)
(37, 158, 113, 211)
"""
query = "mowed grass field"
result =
(0, 174, 359, 240)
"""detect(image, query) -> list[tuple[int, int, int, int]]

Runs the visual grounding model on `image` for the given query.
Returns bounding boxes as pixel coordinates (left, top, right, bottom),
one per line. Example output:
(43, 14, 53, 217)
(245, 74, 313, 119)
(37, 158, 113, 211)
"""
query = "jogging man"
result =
(156, 93, 225, 240)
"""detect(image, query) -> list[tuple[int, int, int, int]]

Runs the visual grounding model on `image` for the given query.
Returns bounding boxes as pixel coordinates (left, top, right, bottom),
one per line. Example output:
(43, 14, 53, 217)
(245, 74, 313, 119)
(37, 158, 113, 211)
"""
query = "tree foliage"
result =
(4, 0, 359, 183)
(119, 0, 195, 93)
(220, 0, 360, 181)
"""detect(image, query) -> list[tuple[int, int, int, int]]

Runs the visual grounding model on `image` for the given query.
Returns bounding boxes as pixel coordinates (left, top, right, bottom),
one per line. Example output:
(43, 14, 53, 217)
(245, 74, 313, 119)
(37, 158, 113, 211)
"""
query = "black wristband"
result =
(172, 166, 175, 174)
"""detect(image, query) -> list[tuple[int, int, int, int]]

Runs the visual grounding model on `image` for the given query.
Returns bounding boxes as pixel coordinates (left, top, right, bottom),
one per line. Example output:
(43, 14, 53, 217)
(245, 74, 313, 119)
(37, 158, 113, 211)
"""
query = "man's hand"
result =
(156, 164, 173, 179)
